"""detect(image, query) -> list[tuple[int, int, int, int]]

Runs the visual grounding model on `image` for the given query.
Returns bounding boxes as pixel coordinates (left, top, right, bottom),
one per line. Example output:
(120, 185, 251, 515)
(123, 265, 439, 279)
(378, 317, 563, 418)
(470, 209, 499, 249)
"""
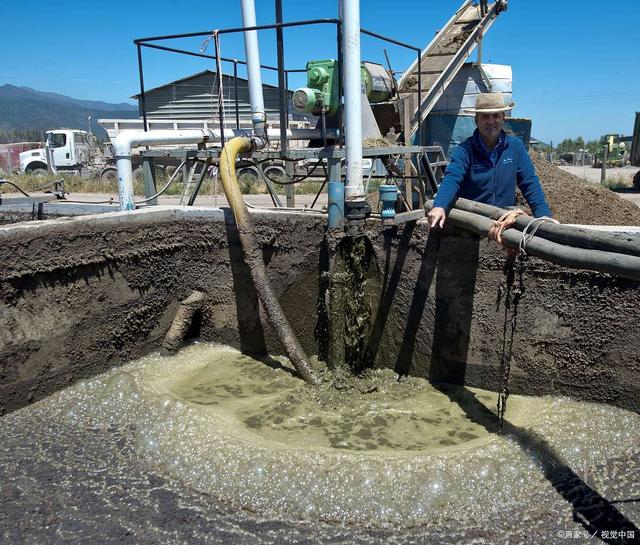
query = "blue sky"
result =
(2, 0, 639, 143)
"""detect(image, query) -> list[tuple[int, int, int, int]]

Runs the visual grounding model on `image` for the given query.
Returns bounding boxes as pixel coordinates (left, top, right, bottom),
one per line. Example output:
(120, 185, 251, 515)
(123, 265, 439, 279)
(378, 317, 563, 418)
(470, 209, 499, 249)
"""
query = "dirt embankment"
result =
(517, 154, 640, 225)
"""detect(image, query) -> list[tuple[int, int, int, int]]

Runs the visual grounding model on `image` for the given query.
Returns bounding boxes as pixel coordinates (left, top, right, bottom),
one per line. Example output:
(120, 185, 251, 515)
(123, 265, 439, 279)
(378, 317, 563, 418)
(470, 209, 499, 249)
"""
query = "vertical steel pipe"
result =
(136, 44, 148, 132)
(275, 0, 288, 156)
(240, 0, 267, 137)
(233, 60, 240, 129)
(341, 0, 364, 201)
(327, 159, 345, 229)
(336, 19, 344, 147)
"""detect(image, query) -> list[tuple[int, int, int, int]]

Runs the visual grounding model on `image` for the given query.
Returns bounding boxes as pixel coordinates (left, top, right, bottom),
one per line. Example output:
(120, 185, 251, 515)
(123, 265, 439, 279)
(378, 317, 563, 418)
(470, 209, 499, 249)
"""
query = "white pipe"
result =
(342, 0, 364, 201)
(113, 128, 337, 211)
(240, 0, 266, 136)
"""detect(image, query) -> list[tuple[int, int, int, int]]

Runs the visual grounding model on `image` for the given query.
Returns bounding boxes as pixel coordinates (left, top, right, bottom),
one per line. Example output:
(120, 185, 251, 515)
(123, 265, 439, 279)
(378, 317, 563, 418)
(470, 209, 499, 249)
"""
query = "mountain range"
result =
(0, 84, 138, 138)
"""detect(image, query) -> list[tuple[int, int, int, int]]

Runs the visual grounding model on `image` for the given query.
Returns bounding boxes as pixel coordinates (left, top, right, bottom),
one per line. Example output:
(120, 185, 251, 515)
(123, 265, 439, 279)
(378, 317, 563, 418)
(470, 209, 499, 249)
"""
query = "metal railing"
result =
(132, 1, 424, 155)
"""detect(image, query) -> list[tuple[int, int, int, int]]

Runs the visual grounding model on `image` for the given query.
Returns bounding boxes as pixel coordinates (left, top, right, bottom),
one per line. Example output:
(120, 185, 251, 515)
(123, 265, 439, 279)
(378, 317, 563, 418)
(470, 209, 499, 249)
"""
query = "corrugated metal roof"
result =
(132, 69, 311, 124)
(130, 69, 279, 98)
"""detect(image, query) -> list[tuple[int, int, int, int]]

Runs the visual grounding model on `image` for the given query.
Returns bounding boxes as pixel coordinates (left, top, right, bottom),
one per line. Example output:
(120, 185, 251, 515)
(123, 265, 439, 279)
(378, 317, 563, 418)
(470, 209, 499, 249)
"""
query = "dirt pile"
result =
(517, 154, 640, 225)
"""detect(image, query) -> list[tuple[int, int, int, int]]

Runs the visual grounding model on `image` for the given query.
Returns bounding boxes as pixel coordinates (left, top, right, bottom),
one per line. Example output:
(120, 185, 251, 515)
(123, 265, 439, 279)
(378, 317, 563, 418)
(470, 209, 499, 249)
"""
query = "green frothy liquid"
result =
(50, 343, 640, 528)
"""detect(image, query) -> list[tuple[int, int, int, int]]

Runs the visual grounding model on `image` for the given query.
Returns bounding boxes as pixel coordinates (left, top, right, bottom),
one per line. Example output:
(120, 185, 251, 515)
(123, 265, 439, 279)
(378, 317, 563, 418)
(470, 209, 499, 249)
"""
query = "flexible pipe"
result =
(342, 0, 364, 201)
(426, 201, 640, 282)
(240, 0, 267, 136)
(451, 198, 640, 258)
(219, 137, 319, 384)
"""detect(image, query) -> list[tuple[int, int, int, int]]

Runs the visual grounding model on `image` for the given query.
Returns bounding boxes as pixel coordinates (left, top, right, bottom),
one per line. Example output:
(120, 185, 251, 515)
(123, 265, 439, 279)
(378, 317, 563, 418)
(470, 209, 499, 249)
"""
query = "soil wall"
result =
(1, 207, 639, 415)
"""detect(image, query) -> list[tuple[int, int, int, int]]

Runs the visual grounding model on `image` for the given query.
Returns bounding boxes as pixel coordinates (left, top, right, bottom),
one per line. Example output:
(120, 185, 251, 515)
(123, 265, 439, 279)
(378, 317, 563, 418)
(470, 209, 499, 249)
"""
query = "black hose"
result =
(431, 203, 640, 282)
(0, 180, 30, 197)
(452, 198, 640, 258)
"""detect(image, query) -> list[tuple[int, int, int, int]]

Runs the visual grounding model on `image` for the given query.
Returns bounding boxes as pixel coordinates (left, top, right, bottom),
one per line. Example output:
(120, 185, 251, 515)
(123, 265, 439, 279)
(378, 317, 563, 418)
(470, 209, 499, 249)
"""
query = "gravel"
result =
(516, 154, 640, 226)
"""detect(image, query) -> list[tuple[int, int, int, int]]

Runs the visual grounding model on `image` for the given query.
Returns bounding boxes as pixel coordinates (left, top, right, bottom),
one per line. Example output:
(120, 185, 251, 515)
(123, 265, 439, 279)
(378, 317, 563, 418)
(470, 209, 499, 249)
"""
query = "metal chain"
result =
(497, 215, 558, 431)
(497, 251, 527, 433)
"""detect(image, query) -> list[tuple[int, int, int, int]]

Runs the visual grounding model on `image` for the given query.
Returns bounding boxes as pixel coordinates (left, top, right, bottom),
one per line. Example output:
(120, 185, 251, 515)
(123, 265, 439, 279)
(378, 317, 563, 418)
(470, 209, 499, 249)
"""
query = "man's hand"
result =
(488, 209, 525, 245)
(427, 207, 446, 228)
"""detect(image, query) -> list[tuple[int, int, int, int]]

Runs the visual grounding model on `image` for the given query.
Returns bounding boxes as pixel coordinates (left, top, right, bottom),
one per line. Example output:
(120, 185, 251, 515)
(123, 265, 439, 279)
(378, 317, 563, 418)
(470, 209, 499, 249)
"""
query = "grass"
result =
(602, 174, 634, 191)
(3, 172, 334, 197)
(4, 173, 118, 194)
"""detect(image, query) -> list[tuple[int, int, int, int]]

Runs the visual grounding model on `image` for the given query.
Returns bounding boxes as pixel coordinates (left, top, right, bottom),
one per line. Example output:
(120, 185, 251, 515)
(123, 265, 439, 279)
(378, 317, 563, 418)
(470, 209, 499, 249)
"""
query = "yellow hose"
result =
(219, 137, 319, 385)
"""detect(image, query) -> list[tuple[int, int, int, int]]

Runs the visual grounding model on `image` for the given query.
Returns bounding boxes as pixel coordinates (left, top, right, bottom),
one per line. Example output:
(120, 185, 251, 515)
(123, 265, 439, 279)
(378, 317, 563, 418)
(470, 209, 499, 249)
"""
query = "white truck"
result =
(19, 118, 316, 182)
(19, 129, 118, 180)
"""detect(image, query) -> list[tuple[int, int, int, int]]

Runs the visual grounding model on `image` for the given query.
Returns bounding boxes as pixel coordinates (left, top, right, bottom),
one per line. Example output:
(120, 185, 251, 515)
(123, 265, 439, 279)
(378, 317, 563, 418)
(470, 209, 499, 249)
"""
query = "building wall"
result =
(137, 71, 309, 126)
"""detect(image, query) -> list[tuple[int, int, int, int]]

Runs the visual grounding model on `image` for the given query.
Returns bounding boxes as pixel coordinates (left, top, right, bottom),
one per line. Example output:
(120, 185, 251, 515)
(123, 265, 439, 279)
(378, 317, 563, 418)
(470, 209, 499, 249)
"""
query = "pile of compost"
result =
(517, 154, 640, 225)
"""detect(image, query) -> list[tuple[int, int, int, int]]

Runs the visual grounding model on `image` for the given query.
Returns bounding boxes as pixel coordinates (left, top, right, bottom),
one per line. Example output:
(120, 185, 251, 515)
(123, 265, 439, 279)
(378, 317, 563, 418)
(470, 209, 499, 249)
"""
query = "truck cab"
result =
(19, 129, 92, 174)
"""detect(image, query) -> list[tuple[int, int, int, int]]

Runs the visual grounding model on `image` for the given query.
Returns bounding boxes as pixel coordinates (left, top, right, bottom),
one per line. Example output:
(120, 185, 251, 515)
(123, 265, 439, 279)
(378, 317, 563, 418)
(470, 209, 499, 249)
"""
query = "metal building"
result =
(131, 70, 309, 128)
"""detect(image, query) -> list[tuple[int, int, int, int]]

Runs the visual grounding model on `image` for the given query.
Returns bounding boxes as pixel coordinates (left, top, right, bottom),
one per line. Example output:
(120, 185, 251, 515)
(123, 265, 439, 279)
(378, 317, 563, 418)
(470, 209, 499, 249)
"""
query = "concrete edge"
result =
(0, 204, 326, 238)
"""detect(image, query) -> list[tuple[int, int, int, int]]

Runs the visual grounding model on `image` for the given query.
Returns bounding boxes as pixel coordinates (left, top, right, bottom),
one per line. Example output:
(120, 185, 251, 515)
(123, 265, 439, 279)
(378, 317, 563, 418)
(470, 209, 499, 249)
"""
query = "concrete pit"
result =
(1, 206, 639, 543)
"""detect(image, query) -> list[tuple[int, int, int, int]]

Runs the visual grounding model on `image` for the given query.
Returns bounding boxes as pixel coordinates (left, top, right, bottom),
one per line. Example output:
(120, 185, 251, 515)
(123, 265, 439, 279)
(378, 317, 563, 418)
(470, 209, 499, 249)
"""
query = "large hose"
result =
(426, 200, 640, 282)
(219, 137, 319, 385)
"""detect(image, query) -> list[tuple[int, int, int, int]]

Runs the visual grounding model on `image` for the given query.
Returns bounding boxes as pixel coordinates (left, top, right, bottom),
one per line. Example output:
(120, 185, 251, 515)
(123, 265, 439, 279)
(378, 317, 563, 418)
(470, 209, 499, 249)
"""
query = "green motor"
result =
(293, 59, 395, 116)
(293, 59, 340, 116)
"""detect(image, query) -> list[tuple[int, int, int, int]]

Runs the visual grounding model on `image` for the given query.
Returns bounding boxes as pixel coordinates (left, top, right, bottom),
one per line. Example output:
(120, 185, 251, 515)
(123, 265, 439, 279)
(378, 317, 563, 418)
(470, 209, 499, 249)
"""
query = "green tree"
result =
(0, 129, 45, 144)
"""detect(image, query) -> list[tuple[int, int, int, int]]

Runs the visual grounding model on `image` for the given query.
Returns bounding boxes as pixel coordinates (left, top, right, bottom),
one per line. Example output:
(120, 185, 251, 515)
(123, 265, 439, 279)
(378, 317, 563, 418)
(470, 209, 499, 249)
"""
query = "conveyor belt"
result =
(397, 0, 508, 137)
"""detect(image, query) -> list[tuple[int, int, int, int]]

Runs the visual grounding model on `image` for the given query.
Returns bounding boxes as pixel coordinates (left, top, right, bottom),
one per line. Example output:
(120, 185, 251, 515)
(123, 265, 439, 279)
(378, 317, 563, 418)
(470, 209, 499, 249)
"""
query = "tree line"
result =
(554, 137, 601, 154)
(0, 129, 46, 144)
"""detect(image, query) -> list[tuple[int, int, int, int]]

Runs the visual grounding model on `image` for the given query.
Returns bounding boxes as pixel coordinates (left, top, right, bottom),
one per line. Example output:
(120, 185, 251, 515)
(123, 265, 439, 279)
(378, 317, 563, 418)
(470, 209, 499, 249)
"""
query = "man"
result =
(427, 92, 552, 230)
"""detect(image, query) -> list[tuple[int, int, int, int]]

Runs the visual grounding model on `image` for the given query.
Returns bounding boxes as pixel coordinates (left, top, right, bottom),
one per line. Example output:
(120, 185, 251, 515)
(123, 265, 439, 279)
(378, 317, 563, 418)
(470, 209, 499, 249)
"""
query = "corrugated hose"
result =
(219, 137, 319, 385)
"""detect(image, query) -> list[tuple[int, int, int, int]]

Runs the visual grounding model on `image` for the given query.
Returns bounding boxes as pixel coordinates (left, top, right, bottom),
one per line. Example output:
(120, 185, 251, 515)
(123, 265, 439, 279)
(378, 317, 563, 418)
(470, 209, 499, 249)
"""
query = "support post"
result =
(213, 37, 226, 147)
(233, 60, 240, 129)
(600, 144, 608, 186)
(275, 0, 288, 156)
(285, 161, 295, 207)
(142, 156, 157, 204)
(403, 96, 413, 210)
(136, 44, 148, 132)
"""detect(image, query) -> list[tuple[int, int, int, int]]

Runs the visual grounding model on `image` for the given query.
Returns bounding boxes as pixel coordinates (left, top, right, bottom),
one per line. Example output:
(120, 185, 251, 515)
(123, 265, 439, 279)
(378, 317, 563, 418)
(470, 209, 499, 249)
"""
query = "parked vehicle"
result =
(593, 134, 626, 168)
(19, 129, 119, 180)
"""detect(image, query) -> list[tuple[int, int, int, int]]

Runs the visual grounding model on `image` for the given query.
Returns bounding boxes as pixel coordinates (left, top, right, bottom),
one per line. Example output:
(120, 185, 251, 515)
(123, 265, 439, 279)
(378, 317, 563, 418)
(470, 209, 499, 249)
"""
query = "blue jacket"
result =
(433, 129, 552, 217)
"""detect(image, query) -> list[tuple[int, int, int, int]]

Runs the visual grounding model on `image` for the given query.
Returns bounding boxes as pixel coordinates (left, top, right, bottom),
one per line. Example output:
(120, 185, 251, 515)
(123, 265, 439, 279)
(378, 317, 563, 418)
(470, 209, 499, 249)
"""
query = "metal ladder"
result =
(420, 146, 449, 197)
(397, 0, 507, 138)
(180, 156, 214, 206)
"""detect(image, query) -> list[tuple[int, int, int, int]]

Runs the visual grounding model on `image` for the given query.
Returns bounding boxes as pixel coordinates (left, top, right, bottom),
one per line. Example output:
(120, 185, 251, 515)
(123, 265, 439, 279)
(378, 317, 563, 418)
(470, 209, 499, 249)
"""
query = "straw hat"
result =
(465, 92, 515, 113)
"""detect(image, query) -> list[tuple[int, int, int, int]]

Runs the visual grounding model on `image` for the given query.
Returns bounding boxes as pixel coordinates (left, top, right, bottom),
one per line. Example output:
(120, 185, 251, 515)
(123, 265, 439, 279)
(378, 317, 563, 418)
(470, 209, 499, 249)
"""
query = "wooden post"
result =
(600, 144, 608, 187)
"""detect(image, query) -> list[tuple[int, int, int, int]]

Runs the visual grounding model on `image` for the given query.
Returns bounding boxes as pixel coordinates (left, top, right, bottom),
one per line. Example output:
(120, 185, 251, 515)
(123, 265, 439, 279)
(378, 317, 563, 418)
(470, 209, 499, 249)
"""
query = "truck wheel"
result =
(633, 171, 640, 191)
(30, 168, 48, 177)
(237, 166, 261, 194)
(100, 168, 118, 182)
(263, 165, 287, 184)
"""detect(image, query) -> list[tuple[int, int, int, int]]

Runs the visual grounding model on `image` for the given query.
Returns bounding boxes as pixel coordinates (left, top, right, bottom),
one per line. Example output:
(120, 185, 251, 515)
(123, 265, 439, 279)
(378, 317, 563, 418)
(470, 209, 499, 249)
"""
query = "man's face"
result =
(476, 112, 505, 142)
